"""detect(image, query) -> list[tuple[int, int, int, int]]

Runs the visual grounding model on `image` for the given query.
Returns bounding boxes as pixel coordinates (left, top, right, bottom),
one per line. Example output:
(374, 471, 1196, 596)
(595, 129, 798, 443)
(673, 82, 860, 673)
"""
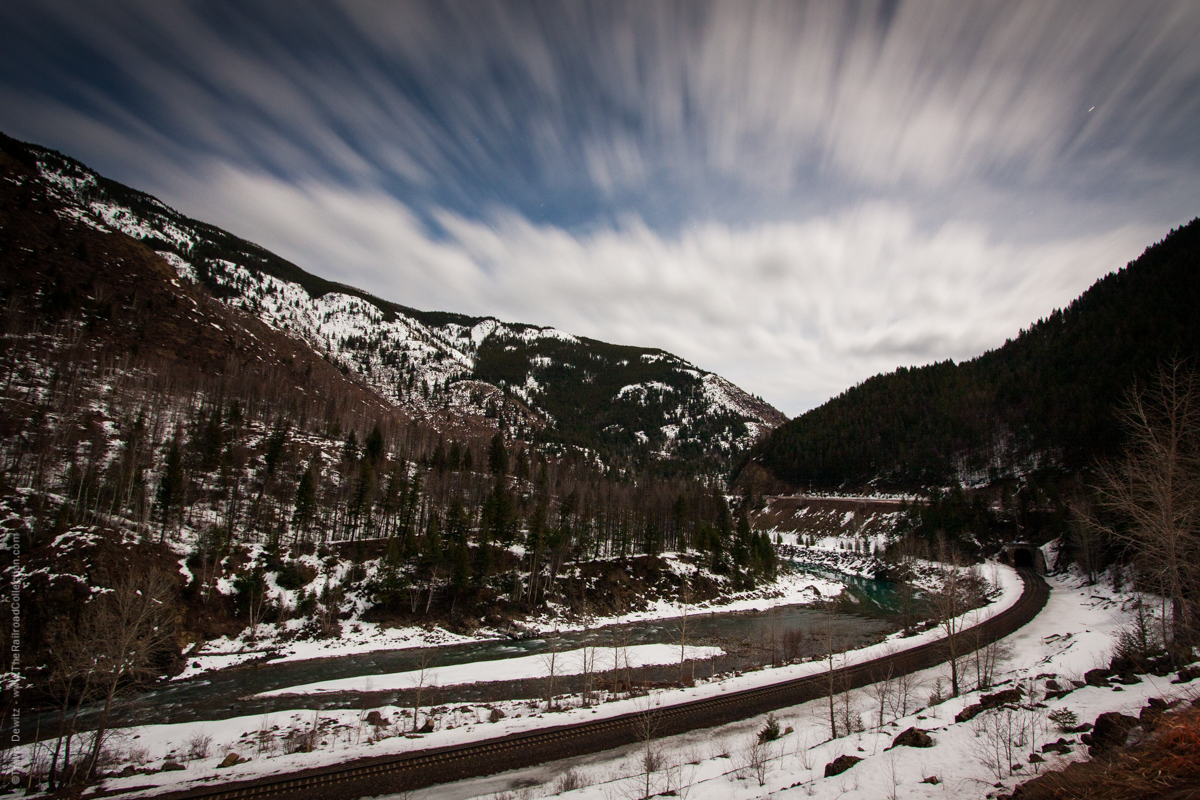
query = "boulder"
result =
(982, 687, 1025, 708)
(1084, 668, 1113, 687)
(217, 753, 244, 769)
(365, 710, 386, 727)
(160, 762, 186, 772)
(823, 755, 863, 777)
(1172, 665, 1200, 684)
(921, 776, 940, 785)
(1010, 759, 1094, 799)
(957, 687, 1026, 722)
(1087, 712, 1139, 756)
(1124, 725, 1147, 748)
(891, 727, 934, 749)
(955, 704, 985, 723)
(1139, 696, 1170, 729)
(419, 719, 435, 733)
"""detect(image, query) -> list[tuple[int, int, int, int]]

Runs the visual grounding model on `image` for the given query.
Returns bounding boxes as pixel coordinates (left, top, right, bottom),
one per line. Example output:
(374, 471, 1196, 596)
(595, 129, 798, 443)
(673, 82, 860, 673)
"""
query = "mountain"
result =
(0, 132, 783, 477)
(740, 218, 1200, 491)
(1, 131, 791, 698)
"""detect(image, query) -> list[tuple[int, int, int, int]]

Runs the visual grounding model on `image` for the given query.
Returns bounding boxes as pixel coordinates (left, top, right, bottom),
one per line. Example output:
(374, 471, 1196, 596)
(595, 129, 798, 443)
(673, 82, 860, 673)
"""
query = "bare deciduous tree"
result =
(408, 650, 436, 732)
(931, 541, 982, 697)
(540, 629, 561, 711)
(740, 734, 772, 787)
(888, 668, 920, 722)
(866, 657, 895, 732)
(676, 572, 691, 684)
(1090, 362, 1200, 652)
(632, 701, 663, 800)
(83, 569, 177, 781)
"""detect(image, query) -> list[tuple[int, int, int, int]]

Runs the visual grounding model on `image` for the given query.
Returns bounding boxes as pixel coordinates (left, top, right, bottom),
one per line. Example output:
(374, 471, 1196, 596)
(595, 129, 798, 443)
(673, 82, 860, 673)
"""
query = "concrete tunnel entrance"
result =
(999, 542, 1046, 573)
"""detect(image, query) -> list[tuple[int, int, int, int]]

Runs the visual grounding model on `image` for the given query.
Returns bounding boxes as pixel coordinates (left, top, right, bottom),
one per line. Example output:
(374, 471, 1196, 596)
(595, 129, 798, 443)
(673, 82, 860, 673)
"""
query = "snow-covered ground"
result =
(10, 565, 1022, 798)
(258, 644, 724, 697)
(425, 569, 1200, 800)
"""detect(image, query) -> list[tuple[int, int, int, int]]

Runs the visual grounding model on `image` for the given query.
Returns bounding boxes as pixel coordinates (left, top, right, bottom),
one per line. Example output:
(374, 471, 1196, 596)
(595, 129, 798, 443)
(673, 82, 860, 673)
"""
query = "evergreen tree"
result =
(342, 429, 359, 463)
(423, 511, 442, 568)
(488, 432, 508, 476)
(363, 423, 385, 464)
(156, 439, 184, 542)
(292, 461, 317, 540)
(263, 420, 288, 478)
(734, 513, 752, 567)
(446, 499, 471, 598)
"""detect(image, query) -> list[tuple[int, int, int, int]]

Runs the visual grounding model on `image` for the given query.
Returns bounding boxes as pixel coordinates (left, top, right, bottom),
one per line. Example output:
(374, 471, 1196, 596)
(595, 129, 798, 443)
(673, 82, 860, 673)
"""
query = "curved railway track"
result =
(154, 568, 1048, 800)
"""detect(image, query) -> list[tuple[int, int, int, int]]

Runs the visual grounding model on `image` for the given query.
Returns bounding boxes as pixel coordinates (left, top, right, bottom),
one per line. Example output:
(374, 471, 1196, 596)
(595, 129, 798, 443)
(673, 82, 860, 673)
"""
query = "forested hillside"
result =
(0, 135, 783, 693)
(0, 133, 782, 478)
(742, 218, 1200, 490)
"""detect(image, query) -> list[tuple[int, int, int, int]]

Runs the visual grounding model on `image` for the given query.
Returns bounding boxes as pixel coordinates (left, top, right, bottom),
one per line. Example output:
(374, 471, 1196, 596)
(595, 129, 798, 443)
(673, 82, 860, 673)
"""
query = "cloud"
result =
(0, 0, 1195, 414)
(3, 0, 1198, 228)
(177, 165, 1156, 415)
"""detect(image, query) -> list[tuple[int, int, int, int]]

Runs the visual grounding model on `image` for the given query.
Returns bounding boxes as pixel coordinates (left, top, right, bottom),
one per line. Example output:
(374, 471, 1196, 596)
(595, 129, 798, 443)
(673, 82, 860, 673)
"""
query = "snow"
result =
(615, 382, 676, 401)
(700, 373, 760, 421)
(408, 570, 1200, 800)
(515, 325, 579, 345)
(173, 621, 484, 681)
(470, 319, 497, 346)
(259, 644, 725, 697)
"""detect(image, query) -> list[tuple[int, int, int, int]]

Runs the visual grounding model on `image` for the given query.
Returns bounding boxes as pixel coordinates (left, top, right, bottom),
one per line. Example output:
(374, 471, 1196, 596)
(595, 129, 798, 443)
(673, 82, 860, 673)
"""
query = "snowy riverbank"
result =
(431, 569, 1200, 800)
(175, 558, 847, 680)
(8, 565, 1023, 798)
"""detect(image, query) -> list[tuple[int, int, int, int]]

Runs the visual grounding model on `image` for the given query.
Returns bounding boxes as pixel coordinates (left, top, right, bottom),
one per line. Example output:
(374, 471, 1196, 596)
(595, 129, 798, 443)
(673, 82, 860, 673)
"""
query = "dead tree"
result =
(409, 649, 436, 733)
(83, 569, 177, 782)
(540, 629, 561, 711)
(1091, 362, 1200, 651)
(932, 542, 968, 697)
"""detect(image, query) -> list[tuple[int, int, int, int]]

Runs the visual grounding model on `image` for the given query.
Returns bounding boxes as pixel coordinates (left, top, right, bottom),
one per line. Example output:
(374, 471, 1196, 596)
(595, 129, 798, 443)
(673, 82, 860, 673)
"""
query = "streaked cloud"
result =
(179, 165, 1155, 413)
(0, 0, 1197, 414)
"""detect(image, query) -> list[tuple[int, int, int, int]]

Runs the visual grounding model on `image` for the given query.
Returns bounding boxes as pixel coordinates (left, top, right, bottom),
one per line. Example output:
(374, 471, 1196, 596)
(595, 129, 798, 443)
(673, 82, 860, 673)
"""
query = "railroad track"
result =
(153, 568, 1049, 800)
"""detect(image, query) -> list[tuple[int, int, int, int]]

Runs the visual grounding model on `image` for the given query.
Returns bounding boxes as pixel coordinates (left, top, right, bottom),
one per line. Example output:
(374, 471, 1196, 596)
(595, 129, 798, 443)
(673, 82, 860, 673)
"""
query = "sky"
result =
(2, 1, 1199, 416)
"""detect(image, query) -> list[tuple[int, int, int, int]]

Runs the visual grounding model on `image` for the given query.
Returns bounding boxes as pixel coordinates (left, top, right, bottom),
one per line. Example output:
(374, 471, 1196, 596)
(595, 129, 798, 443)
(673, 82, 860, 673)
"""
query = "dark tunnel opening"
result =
(1012, 548, 1035, 569)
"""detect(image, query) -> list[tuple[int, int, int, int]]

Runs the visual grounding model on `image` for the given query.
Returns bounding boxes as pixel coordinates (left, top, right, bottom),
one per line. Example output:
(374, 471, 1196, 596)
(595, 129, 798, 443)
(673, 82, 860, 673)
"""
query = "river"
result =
(23, 567, 906, 735)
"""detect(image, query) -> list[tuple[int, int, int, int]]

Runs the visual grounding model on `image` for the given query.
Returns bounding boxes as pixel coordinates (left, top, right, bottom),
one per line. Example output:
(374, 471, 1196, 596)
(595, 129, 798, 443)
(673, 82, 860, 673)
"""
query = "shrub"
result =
(186, 733, 212, 761)
(276, 559, 317, 590)
(1048, 708, 1079, 732)
(758, 712, 782, 743)
(553, 769, 590, 794)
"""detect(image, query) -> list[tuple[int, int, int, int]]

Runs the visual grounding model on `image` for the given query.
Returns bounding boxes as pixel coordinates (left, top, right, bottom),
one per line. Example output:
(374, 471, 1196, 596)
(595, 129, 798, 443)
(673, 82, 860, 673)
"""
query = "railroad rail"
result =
(153, 568, 1049, 800)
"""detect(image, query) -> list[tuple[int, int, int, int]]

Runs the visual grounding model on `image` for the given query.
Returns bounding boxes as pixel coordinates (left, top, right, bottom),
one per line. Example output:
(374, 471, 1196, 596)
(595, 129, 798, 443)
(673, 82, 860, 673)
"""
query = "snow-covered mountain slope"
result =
(6, 132, 785, 472)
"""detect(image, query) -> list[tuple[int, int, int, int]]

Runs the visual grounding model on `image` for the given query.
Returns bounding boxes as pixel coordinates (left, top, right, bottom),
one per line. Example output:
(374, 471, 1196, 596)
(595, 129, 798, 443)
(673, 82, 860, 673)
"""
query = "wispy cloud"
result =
(0, 0, 1196, 413)
(6, 1, 1199, 222)
(177, 165, 1155, 414)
